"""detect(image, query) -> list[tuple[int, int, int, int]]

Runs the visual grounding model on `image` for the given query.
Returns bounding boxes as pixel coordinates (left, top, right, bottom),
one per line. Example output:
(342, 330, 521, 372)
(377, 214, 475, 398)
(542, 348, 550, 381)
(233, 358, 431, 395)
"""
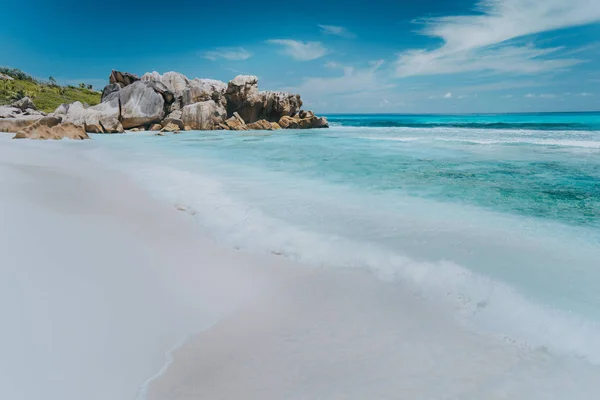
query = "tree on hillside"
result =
(49, 76, 57, 86)
(0, 67, 34, 81)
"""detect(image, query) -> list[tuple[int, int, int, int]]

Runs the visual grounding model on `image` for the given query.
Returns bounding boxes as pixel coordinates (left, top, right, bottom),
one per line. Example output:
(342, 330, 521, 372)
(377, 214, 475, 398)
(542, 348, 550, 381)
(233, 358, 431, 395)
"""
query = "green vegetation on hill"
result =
(0, 67, 102, 113)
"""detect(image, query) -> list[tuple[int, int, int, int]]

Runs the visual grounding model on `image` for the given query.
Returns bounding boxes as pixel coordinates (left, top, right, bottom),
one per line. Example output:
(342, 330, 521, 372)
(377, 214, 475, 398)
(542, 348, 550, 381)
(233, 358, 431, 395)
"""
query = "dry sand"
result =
(0, 136, 305, 400)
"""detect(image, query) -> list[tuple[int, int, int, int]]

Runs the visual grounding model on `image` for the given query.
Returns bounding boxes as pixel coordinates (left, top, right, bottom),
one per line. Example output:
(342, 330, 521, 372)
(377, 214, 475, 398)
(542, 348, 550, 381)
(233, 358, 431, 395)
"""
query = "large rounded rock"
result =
(277, 113, 328, 130)
(278, 115, 299, 129)
(183, 78, 227, 107)
(143, 71, 189, 98)
(0, 115, 42, 132)
(223, 112, 247, 131)
(146, 80, 175, 104)
(181, 100, 226, 130)
(246, 119, 274, 130)
(58, 101, 87, 126)
(0, 105, 22, 119)
(86, 95, 123, 133)
(14, 119, 89, 140)
(311, 116, 329, 128)
(161, 117, 185, 130)
(101, 83, 121, 102)
(119, 81, 165, 129)
(109, 70, 139, 88)
(225, 75, 262, 123)
(160, 72, 190, 99)
(53, 100, 123, 133)
(11, 96, 37, 111)
(260, 91, 302, 121)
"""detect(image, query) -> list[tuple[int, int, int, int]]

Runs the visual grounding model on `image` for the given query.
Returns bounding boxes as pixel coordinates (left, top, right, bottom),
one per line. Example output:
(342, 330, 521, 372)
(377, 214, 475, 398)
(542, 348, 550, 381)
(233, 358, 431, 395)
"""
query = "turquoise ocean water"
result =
(89, 112, 600, 372)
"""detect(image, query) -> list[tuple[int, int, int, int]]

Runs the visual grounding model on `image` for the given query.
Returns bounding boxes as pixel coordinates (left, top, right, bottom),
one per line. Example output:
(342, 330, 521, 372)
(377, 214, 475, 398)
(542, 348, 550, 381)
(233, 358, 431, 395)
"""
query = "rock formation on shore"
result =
(1, 70, 328, 139)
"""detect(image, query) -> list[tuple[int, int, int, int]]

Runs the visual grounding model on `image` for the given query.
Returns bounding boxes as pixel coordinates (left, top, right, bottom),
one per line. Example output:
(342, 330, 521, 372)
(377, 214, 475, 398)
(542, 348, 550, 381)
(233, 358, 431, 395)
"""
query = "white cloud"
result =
(579, 92, 593, 96)
(369, 59, 385, 69)
(501, 94, 514, 99)
(318, 24, 356, 38)
(428, 92, 470, 99)
(267, 40, 327, 61)
(524, 93, 559, 99)
(396, 0, 600, 77)
(204, 47, 252, 61)
(282, 60, 391, 96)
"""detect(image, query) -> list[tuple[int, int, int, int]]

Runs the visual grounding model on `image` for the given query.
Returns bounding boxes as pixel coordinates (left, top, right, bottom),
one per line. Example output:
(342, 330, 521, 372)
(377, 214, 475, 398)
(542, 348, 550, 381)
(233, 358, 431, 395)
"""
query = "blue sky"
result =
(2, 0, 600, 113)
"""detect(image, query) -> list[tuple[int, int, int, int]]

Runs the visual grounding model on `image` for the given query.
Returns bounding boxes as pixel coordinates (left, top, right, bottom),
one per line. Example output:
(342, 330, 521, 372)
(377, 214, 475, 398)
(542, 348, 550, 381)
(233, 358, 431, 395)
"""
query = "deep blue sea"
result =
(88, 112, 600, 375)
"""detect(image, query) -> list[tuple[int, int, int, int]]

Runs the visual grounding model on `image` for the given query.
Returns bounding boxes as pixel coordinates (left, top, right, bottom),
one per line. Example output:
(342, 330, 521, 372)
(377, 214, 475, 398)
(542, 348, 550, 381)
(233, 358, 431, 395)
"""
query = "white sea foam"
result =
(110, 157, 600, 366)
(361, 136, 600, 148)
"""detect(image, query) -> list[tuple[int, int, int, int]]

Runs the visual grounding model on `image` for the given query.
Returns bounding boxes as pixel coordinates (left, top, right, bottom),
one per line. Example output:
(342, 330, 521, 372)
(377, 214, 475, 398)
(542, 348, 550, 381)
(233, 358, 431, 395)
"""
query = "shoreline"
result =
(2, 135, 600, 399)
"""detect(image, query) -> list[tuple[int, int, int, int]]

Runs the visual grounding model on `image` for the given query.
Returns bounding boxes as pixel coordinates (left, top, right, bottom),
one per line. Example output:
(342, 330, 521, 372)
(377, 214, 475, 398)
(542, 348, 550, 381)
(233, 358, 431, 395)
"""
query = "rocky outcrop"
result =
(55, 98, 123, 134)
(1, 69, 326, 136)
(105, 69, 325, 132)
(181, 100, 226, 130)
(0, 98, 46, 132)
(13, 117, 89, 140)
(119, 81, 165, 128)
(0, 73, 14, 80)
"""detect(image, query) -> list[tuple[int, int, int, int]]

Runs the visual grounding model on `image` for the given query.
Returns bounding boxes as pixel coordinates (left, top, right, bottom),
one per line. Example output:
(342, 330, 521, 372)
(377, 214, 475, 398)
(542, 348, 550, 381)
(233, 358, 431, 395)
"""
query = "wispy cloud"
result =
(429, 92, 469, 99)
(524, 93, 559, 99)
(204, 47, 252, 61)
(396, 0, 600, 77)
(266, 40, 327, 61)
(318, 24, 356, 38)
(282, 60, 390, 96)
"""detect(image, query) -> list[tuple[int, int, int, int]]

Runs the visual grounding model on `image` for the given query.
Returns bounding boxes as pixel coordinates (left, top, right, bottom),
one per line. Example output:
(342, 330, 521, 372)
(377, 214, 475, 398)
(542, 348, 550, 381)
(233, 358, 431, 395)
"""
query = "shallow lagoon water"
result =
(82, 113, 600, 396)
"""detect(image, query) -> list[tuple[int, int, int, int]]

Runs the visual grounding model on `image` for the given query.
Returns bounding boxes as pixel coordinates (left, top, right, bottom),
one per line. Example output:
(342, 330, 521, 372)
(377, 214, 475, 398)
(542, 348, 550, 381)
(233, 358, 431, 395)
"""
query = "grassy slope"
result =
(0, 79, 101, 113)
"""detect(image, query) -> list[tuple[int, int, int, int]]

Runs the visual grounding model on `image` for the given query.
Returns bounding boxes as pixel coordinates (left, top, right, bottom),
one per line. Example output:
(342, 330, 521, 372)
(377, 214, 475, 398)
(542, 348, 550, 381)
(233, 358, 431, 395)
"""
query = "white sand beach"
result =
(0, 135, 305, 400)
(1, 134, 599, 400)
